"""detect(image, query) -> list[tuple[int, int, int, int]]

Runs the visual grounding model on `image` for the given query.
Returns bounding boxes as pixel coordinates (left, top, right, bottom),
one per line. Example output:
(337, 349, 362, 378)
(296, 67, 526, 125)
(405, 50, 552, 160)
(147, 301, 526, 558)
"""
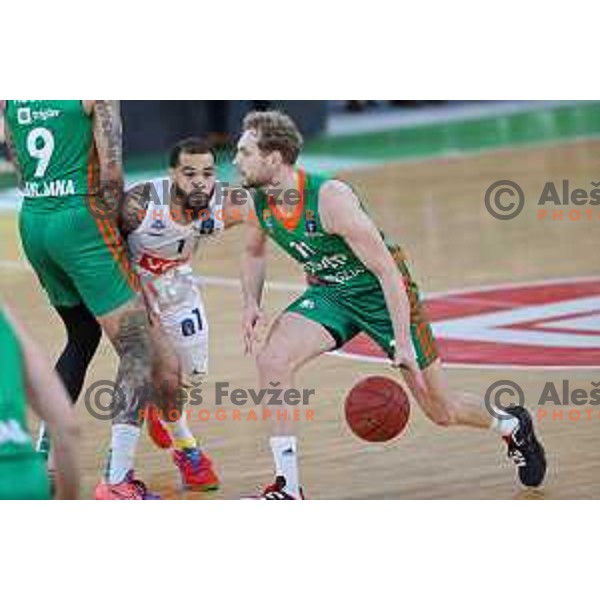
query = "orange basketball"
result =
(344, 376, 410, 442)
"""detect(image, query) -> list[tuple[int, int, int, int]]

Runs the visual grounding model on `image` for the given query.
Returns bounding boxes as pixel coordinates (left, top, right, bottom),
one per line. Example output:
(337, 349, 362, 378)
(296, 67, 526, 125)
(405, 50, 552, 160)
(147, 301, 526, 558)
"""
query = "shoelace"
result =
(263, 490, 291, 500)
(262, 478, 295, 499)
(129, 478, 149, 498)
(508, 448, 527, 467)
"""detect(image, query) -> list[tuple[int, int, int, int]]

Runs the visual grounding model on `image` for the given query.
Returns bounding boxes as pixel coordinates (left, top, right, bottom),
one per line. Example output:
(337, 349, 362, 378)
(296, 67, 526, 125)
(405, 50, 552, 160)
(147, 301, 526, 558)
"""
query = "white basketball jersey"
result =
(128, 177, 224, 280)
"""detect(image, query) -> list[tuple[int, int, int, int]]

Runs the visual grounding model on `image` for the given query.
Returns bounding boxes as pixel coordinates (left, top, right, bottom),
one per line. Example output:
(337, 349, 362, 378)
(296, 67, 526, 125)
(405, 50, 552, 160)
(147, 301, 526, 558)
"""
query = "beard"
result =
(240, 171, 272, 190)
(173, 183, 211, 218)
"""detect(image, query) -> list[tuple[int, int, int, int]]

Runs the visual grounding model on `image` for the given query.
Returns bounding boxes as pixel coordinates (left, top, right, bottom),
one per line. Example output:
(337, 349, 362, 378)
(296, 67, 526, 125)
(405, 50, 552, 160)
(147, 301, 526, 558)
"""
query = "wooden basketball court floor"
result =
(1, 139, 599, 499)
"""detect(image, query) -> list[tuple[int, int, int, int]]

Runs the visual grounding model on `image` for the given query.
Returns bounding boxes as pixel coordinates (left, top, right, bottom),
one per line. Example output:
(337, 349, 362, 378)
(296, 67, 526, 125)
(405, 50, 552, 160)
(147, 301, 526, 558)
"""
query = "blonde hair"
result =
(242, 110, 303, 165)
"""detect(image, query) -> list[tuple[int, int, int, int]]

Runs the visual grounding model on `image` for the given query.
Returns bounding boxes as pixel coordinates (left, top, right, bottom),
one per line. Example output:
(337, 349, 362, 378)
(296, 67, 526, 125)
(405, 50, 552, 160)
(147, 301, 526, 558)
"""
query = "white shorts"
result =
(154, 284, 209, 388)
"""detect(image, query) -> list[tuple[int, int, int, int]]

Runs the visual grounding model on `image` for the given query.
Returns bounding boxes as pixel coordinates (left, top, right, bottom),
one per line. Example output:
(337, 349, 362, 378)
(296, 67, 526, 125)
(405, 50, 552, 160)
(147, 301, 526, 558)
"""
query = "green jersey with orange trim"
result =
(253, 170, 402, 293)
(4, 100, 98, 206)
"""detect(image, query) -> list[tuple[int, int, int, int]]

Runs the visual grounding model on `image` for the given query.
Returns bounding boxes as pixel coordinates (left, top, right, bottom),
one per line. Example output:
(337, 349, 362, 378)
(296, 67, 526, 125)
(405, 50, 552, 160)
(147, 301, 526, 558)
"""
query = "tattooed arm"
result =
(120, 183, 151, 236)
(91, 100, 124, 215)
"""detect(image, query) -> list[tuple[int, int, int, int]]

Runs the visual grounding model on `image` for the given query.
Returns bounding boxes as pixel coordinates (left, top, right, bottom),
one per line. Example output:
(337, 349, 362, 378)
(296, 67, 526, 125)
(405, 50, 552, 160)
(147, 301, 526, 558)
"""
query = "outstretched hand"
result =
(242, 304, 266, 355)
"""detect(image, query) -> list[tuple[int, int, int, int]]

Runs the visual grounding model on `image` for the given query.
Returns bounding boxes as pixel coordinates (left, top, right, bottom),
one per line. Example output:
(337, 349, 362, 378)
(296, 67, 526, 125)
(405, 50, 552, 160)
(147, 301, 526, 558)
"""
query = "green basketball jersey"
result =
(0, 309, 36, 460)
(4, 100, 98, 205)
(253, 170, 399, 294)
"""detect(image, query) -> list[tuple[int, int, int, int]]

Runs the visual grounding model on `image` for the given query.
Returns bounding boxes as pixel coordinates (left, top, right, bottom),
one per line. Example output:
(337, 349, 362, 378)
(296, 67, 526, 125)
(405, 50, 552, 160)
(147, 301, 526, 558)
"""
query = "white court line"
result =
(3, 259, 598, 299)
(197, 275, 304, 293)
(330, 349, 600, 371)
(2, 259, 598, 370)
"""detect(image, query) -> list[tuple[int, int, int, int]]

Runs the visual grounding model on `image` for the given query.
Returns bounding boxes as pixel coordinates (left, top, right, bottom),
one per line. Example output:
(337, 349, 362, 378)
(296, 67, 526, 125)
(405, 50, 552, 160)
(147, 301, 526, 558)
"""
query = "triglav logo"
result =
(17, 107, 31, 125)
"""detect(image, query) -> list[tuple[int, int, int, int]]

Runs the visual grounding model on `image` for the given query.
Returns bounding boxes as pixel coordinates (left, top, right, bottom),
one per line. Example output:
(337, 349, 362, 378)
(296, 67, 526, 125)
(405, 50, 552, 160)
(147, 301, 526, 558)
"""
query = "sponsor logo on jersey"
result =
(23, 179, 76, 198)
(200, 217, 215, 235)
(138, 253, 185, 276)
(150, 218, 166, 232)
(17, 107, 31, 125)
(299, 299, 316, 310)
(31, 108, 61, 122)
(16, 106, 61, 125)
(305, 218, 318, 236)
(263, 210, 274, 229)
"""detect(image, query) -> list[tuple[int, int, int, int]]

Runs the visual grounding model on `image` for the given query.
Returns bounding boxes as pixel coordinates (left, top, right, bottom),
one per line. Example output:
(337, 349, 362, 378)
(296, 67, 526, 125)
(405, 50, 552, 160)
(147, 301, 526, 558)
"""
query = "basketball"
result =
(344, 376, 411, 443)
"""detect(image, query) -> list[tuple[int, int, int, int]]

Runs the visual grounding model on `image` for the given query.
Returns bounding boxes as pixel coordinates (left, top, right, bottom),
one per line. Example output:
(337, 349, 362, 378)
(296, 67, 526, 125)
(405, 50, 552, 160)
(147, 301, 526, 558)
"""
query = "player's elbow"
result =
(371, 261, 399, 286)
(99, 168, 124, 188)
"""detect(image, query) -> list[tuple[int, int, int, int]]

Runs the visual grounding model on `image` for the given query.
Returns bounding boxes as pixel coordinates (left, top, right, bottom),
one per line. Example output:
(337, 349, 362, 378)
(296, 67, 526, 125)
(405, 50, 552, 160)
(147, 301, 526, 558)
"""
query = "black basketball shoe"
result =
(504, 406, 547, 488)
(261, 476, 305, 500)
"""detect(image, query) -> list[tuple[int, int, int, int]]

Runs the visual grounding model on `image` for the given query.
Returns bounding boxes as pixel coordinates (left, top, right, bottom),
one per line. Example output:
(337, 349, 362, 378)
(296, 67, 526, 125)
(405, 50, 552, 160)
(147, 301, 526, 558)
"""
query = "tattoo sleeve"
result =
(92, 100, 124, 217)
(120, 183, 151, 236)
(112, 309, 153, 426)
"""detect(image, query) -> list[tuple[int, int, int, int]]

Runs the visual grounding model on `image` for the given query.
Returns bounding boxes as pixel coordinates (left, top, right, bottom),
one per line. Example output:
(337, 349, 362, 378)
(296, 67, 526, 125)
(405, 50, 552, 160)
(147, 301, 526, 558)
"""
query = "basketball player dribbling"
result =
(234, 110, 546, 499)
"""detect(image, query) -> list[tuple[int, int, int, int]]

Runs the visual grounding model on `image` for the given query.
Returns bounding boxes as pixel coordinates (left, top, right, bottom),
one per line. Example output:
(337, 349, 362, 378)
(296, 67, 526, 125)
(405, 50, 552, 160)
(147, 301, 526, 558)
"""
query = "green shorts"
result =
(0, 454, 51, 500)
(286, 256, 439, 371)
(19, 199, 138, 317)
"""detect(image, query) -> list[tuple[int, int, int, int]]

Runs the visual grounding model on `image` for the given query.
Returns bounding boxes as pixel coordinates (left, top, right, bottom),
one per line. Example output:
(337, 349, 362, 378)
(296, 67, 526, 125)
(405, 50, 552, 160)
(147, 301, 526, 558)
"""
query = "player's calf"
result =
(96, 303, 156, 493)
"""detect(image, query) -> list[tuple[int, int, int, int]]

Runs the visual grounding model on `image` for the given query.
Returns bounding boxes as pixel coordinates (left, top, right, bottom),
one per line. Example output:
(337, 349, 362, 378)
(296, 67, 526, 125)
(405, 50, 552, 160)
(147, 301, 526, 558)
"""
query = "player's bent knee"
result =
(96, 298, 146, 342)
(57, 305, 102, 359)
(256, 344, 293, 379)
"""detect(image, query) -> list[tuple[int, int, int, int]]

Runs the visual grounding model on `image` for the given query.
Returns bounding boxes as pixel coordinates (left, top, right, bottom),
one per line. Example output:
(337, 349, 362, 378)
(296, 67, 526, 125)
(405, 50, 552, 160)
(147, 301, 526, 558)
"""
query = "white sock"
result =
(164, 412, 197, 451)
(107, 424, 141, 484)
(490, 411, 519, 437)
(269, 436, 300, 497)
